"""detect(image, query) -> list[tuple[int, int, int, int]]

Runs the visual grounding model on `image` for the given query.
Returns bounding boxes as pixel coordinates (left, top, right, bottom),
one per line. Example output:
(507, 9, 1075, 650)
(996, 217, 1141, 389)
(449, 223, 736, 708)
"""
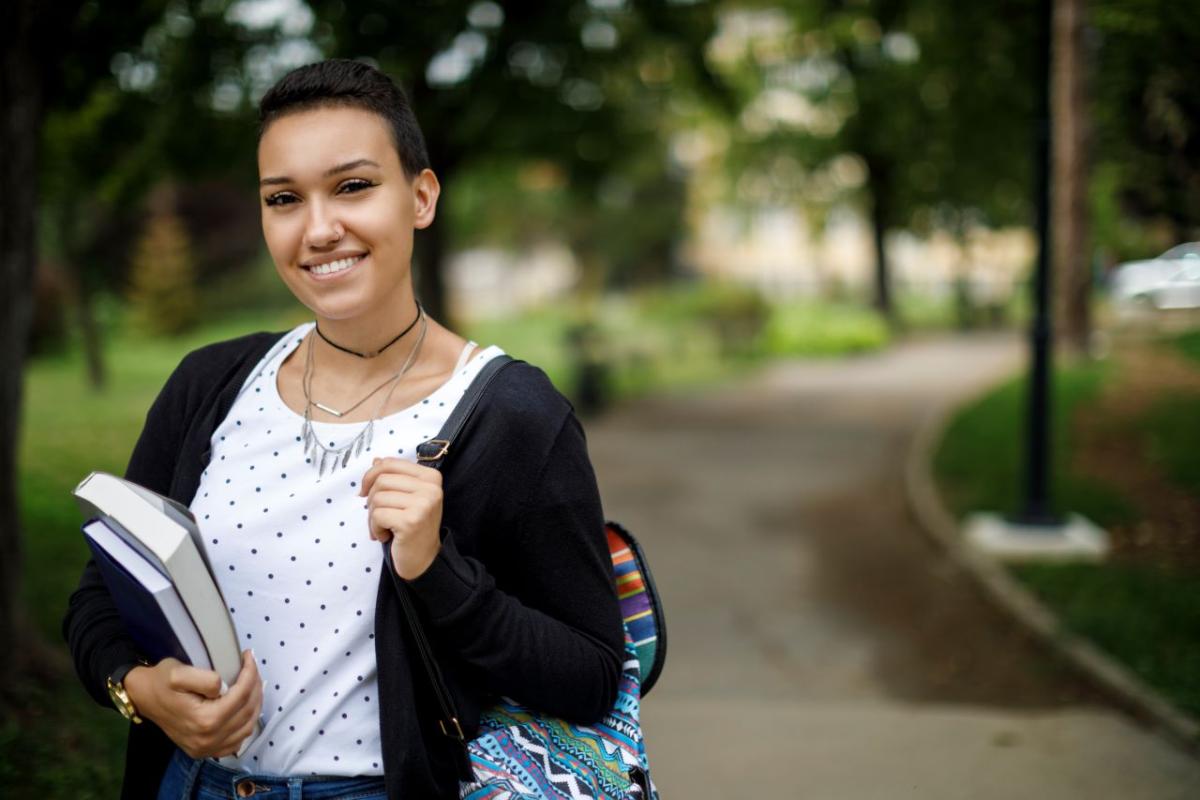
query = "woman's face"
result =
(257, 105, 439, 323)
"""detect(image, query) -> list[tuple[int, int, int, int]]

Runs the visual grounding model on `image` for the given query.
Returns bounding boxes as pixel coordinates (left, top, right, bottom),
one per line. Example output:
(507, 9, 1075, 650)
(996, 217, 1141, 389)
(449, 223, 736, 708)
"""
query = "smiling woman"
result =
(62, 59, 625, 800)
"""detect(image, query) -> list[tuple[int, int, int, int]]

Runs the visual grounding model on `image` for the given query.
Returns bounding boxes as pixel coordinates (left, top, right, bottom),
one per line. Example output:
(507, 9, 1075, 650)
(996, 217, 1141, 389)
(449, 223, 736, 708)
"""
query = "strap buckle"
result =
(417, 439, 450, 462)
(438, 716, 465, 741)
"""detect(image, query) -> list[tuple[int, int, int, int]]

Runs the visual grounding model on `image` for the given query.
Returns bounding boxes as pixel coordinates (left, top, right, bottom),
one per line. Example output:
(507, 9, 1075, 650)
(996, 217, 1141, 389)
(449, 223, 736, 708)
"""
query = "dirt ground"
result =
(1072, 338, 1200, 568)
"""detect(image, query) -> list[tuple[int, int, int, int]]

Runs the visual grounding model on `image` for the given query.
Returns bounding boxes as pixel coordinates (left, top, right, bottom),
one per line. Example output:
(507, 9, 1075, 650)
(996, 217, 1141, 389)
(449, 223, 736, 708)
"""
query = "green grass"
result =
(932, 360, 1134, 527)
(0, 680, 127, 798)
(1011, 562, 1200, 718)
(933, 354, 1200, 720)
(1142, 392, 1200, 495)
(1171, 328, 1200, 366)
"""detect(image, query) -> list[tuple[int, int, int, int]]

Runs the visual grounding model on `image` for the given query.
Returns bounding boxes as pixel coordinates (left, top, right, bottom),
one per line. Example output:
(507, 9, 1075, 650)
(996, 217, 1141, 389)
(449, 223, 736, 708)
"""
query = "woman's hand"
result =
(360, 456, 443, 580)
(123, 649, 262, 758)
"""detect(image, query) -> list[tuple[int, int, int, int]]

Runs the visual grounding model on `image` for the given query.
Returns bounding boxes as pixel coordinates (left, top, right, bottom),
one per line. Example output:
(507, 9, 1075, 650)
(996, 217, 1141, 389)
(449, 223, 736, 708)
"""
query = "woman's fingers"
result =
(368, 506, 416, 542)
(359, 457, 440, 496)
(167, 662, 224, 699)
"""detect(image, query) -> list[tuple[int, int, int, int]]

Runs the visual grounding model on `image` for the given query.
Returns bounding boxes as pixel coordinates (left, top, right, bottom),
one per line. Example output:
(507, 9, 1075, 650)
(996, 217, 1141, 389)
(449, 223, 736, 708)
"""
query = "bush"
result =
(127, 206, 199, 336)
(637, 283, 770, 357)
(761, 301, 889, 357)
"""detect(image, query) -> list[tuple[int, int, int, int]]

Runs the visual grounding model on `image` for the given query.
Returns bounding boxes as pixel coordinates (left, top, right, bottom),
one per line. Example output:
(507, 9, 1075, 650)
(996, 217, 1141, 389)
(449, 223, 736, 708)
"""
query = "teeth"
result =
(311, 255, 362, 276)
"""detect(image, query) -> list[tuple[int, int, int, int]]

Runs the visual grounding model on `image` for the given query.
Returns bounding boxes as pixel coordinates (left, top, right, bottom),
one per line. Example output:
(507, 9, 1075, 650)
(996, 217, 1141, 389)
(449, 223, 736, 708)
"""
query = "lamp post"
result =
(963, 0, 1108, 561)
(1016, 0, 1059, 527)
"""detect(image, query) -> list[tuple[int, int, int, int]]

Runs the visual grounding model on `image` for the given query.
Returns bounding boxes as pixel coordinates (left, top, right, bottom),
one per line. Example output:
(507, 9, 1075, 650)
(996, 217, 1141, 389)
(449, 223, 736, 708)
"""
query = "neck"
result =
(316, 303, 420, 359)
(311, 301, 424, 380)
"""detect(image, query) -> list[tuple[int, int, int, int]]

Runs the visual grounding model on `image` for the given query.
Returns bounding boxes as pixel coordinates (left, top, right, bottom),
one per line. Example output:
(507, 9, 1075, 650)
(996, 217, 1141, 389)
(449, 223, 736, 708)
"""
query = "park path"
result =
(585, 334, 1200, 799)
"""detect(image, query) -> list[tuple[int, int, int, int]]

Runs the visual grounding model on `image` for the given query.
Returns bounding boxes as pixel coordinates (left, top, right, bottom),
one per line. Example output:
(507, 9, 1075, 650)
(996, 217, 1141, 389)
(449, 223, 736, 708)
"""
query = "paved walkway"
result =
(586, 334, 1200, 799)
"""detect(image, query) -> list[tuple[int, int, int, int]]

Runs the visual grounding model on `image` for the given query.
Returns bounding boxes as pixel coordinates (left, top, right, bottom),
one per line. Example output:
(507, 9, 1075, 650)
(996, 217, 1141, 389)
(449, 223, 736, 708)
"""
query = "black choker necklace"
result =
(315, 303, 422, 359)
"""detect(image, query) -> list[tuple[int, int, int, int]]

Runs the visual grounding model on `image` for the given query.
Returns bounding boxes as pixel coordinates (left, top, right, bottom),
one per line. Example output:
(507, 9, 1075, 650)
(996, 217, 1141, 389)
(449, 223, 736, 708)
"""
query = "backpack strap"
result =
(380, 353, 516, 762)
(413, 354, 516, 469)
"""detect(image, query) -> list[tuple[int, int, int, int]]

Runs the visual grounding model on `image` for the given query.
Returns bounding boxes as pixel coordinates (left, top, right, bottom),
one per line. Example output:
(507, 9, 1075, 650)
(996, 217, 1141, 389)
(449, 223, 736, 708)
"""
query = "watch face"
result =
(107, 678, 136, 721)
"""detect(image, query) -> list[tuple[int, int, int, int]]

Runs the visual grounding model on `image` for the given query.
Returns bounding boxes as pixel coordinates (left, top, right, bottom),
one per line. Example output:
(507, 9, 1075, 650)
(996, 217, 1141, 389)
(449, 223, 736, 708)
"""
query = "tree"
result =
(714, 0, 1034, 321)
(1052, 0, 1091, 354)
(1090, 0, 1200, 249)
(307, 0, 727, 320)
(0, 0, 44, 698)
(127, 190, 201, 336)
(2, 0, 262, 695)
(40, 0, 279, 388)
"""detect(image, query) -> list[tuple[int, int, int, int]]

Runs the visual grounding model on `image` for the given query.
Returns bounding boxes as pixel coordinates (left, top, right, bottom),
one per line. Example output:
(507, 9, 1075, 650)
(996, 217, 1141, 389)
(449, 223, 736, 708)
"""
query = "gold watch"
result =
(106, 661, 148, 723)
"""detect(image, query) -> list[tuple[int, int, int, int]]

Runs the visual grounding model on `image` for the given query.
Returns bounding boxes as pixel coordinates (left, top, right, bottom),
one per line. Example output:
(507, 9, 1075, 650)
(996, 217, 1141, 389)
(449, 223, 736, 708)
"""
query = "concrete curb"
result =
(903, 362, 1200, 757)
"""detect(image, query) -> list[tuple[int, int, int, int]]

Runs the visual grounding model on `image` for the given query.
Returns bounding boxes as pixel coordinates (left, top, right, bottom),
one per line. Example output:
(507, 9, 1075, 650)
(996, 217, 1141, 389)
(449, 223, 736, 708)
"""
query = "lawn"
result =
(933, 331, 1200, 720)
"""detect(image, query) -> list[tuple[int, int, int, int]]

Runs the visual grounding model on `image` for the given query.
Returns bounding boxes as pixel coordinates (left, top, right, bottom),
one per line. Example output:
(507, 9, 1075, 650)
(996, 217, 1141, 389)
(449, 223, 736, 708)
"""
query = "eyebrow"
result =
(259, 158, 382, 187)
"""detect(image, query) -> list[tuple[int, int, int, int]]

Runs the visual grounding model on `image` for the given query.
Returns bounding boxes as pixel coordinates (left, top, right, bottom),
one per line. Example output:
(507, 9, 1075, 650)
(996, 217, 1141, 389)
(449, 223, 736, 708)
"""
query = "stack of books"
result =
(74, 472, 248, 707)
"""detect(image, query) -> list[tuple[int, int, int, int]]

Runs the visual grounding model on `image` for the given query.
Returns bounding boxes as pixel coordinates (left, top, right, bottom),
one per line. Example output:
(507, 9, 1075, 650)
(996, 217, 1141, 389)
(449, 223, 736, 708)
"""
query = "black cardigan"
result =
(62, 332, 625, 799)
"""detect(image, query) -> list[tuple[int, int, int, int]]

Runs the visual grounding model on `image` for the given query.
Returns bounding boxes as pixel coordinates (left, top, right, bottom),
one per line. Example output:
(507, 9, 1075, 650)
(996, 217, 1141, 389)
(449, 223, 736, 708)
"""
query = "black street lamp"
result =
(1014, 0, 1061, 528)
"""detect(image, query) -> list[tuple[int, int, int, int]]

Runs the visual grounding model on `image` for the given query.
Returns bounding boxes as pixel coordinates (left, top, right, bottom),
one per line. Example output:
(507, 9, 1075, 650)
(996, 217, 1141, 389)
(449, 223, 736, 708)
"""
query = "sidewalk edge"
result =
(903, 363, 1200, 758)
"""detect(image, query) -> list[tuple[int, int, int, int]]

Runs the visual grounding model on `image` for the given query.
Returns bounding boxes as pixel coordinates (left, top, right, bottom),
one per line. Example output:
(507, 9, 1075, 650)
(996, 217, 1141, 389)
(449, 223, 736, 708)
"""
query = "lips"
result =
(304, 253, 367, 280)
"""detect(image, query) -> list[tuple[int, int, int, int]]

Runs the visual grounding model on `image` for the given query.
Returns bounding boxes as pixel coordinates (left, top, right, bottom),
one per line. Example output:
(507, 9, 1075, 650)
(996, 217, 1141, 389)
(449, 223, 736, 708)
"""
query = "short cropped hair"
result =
(258, 59, 431, 178)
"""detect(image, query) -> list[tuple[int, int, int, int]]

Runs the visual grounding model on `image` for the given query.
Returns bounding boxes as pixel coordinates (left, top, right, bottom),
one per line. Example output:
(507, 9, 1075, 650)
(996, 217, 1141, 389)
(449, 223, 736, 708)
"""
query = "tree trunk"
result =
(413, 207, 448, 326)
(866, 160, 896, 325)
(0, 0, 41, 697)
(76, 285, 107, 390)
(58, 199, 107, 391)
(1052, 0, 1091, 354)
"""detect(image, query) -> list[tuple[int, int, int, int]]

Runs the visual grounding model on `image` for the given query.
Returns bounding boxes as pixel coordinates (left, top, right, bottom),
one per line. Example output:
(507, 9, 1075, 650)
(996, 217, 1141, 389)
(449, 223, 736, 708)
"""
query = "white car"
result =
(1111, 242, 1200, 310)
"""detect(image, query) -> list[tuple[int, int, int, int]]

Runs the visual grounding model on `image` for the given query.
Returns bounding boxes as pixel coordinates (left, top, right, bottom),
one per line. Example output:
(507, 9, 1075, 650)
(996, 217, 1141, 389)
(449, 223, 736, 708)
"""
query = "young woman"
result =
(63, 59, 625, 800)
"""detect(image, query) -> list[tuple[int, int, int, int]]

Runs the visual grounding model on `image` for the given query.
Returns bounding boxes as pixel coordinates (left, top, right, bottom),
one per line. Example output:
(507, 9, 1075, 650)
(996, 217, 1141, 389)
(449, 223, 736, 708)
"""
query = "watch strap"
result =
(108, 661, 141, 687)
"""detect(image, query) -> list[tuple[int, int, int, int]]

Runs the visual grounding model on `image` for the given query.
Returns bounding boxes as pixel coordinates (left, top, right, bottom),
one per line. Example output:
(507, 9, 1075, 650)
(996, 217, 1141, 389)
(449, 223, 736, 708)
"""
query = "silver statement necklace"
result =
(300, 310, 428, 475)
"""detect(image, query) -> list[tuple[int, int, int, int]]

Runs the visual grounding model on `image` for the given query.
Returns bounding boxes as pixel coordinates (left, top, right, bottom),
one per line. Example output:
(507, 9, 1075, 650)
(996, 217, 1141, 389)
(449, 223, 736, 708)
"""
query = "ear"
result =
(411, 169, 441, 230)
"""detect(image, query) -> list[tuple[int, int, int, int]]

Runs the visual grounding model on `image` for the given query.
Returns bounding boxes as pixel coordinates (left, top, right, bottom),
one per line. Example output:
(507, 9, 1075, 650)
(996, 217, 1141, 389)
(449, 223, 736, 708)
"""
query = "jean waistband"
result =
(192, 755, 387, 799)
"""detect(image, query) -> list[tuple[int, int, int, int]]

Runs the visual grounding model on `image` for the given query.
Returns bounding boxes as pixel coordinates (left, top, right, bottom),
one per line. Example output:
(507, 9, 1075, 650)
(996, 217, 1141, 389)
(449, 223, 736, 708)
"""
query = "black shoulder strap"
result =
(381, 352, 517, 758)
(413, 354, 516, 469)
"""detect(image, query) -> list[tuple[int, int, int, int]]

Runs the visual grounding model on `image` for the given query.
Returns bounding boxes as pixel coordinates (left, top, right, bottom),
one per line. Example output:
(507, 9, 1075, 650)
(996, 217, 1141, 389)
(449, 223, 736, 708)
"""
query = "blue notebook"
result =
(82, 518, 212, 668)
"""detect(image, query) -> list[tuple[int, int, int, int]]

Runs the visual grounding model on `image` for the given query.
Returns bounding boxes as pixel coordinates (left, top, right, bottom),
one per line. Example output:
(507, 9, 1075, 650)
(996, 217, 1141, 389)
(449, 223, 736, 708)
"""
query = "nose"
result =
(303, 200, 344, 248)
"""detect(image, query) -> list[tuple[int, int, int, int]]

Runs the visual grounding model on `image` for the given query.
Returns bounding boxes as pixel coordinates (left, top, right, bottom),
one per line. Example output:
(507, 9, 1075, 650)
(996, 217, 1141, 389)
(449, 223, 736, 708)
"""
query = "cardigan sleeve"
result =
(404, 410, 625, 723)
(61, 352, 191, 707)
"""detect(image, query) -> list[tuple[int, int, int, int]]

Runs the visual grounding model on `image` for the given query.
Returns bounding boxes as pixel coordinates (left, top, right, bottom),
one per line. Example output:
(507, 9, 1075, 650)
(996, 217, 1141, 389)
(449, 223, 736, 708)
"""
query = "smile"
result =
(305, 253, 367, 279)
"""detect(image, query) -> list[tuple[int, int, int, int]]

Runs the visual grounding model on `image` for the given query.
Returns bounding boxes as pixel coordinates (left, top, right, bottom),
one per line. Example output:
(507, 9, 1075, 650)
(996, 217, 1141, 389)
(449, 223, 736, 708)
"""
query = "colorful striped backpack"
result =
(387, 355, 667, 799)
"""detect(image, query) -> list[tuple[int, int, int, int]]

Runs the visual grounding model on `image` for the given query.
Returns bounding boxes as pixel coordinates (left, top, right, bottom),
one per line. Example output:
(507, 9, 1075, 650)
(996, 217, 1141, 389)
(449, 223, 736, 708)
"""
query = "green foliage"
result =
(1091, 0, 1200, 239)
(312, 0, 725, 291)
(126, 206, 199, 336)
(933, 361, 1135, 527)
(1013, 561, 1200, 718)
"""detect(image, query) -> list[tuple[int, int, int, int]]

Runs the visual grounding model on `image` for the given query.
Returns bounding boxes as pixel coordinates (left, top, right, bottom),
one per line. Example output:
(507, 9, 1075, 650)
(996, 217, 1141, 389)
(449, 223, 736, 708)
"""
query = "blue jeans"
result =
(157, 748, 388, 800)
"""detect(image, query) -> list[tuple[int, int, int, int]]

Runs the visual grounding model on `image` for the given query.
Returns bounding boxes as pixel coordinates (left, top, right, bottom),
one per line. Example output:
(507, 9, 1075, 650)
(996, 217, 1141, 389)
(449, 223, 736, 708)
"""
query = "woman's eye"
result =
(264, 192, 298, 207)
(337, 179, 375, 194)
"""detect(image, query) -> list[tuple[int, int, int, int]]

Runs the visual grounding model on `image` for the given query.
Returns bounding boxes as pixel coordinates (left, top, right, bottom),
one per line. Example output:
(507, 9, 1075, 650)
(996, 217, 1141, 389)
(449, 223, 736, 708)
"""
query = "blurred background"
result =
(2, 0, 1200, 796)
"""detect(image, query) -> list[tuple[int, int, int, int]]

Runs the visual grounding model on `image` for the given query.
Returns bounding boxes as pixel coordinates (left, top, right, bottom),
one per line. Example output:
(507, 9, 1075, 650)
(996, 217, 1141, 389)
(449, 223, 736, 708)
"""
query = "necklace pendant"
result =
(314, 401, 344, 417)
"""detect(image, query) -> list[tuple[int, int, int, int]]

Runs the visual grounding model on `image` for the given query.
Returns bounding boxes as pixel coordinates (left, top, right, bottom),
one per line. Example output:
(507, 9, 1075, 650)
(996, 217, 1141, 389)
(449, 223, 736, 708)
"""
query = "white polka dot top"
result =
(190, 322, 505, 776)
